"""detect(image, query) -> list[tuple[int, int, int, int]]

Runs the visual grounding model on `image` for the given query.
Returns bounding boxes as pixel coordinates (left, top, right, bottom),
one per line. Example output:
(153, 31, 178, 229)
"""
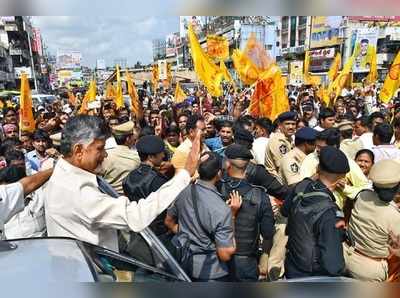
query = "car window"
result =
(82, 242, 180, 282)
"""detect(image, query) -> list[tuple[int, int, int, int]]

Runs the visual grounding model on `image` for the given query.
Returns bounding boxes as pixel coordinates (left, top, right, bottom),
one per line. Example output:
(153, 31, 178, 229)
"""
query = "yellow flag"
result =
(188, 24, 223, 97)
(79, 80, 96, 114)
(249, 64, 289, 121)
(125, 70, 141, 118)
(366, 48, 378, 86)
(19, 73, 35, 132)
(152, 64, 159, 91)
(174, 82, 187, 104)
(304, 51, 321, 86)
(220, 60, 234, 84)
(380, 51, 400, 103)
(207, 35, 229, 60)
(328, 55, 355, 102)
(328, 53, 341, 82)
(232, 49, 260, 85)
(115, 65, 124, 109)
(105, 82, 116, 99)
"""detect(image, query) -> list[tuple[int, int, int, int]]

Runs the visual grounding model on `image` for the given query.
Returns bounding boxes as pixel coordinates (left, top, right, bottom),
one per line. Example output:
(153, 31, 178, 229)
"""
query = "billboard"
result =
(56, 50, 82, 69)
(353, 28, 379, 73)
(158, 60, 168, 80)
(32, 28, 43, 56)
(179, 16, 204, 37)
(14, 67, 32, 79)
(310, 16, 343, 48)
(166, 33, 178, 57)
(289, 61, 304, 85)
(348, 16, 400, 22)
(309, 47, 336, 71)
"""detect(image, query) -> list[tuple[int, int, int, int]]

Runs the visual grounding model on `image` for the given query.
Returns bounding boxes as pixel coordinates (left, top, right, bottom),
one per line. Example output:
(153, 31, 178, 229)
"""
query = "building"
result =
(0, 16, 43, 90)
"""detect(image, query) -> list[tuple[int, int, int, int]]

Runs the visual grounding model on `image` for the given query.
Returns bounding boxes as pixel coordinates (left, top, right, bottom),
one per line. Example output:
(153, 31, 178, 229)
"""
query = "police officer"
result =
(219, 144, 275, 281)
(282, 146, 350, 278)
(279, 127, 317, 186)
(267, 127, 317, 280)
(99, 121, 140, 195)
(122, 135, 170, 264)
(344, 159, 400, 281)
(264, 111, 296, 179)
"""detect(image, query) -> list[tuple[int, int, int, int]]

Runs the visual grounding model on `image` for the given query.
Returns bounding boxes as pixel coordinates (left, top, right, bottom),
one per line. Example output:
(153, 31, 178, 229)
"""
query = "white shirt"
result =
(4, 188, 46, 239)
(0, 182, 24, 239)
(314, 125, 324, 132)
(371, 145, 400, 163)
(44, 158, 191, 251)
(252, 137, 269, 165)
(359, 132, 374, 150)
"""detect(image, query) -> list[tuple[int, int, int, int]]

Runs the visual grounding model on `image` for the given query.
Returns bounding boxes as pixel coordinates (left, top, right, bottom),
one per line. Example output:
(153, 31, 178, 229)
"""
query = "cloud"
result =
(32, 16, 179, 67)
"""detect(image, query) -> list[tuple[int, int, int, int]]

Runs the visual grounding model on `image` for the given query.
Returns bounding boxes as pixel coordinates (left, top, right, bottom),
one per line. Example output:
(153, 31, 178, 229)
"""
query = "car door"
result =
(96, 176, 191, 282)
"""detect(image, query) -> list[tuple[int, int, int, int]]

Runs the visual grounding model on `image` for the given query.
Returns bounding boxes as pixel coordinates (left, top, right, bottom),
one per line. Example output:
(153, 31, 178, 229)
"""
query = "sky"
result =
(32, 16, 180, 68)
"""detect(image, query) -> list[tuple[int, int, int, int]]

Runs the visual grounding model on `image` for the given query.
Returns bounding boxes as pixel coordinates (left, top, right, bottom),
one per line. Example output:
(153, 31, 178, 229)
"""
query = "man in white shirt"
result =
(358, 112, 385, 150)
(44, 115, 200, 251)
(314, 108, 336, 132)
(252, 118, 271, 165)
(0, 168, 52, 239)
(371, 123, 400, 162)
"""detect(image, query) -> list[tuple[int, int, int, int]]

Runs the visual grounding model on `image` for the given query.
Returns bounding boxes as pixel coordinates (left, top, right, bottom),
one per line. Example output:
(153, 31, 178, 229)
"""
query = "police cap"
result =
(336, 120, 354, 132)
(136, 135, 165, 155)
(295, 127, 317, 141)
(112, 121, 134, 136)
(225, 144, 253, 160)
(278, 111, 297, 123)
(369, 160, 400, 188)
(319, 146, 350, 174)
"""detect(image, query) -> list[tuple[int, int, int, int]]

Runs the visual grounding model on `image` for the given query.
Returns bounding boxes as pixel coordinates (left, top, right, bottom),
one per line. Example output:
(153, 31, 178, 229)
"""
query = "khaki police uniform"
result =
(264, 132, 293, 179)
(99, 121, 140, 195)
(279, 147, 307, 186)
(344, 160, 400, 281)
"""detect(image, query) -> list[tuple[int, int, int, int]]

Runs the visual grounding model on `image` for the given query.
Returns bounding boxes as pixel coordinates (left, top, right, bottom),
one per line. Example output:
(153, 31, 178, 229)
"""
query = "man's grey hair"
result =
(60, 115, 111, 156)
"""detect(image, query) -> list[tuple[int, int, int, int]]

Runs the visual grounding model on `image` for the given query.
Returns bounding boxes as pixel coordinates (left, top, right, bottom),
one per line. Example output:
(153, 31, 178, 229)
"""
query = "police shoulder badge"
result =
(290, 163, 299, 173)
(279, 144, 288, 155)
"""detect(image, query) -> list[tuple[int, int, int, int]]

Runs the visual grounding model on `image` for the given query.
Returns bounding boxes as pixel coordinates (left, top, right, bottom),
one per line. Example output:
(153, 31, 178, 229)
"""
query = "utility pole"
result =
(24, 19, 38, 92)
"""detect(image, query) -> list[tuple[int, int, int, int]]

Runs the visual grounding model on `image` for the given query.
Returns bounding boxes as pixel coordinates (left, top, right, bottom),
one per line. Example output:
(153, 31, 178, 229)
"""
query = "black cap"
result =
(295, 127, 317, 141)
(225, 144, 253, 160)
(278, 111, 297, 123)
(136, 135, 165, 155)
(234, 128, 254, 143)
(319, 146, 350, 174)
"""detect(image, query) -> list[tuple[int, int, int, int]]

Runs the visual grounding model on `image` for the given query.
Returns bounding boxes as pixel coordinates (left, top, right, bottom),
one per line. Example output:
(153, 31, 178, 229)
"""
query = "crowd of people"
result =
(0, 81, 400, 282)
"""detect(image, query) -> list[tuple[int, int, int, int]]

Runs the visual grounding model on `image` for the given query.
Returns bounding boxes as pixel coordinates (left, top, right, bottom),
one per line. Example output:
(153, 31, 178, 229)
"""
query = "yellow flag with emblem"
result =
(380, 51, 400, 103)
(115, 65, 124, 109)
(19, 73, 35, 132)
(188, 24, 223, 97)
(327, 53, 341, 82)
(125, 70, 141, 118)
(174, 82, 187, 104)
(232, 49, 260, 85)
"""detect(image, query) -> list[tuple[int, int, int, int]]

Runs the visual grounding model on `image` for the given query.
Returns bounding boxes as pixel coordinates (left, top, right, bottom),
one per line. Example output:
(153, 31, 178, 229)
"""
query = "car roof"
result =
(0, 238, 95, 282)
